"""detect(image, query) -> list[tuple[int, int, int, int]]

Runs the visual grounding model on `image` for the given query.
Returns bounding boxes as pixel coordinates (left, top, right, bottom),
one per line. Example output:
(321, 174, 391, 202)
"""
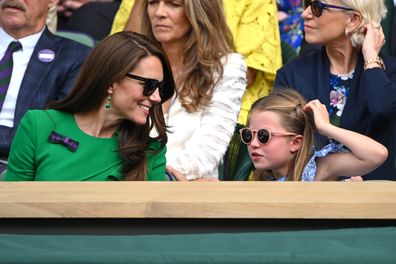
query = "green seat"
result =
(55, 30, 96, 47)
(219, 124, 254, 181)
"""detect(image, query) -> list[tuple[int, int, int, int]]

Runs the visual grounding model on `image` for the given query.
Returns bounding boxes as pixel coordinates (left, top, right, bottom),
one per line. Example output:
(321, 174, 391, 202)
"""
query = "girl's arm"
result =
(304, 100, 388, 181)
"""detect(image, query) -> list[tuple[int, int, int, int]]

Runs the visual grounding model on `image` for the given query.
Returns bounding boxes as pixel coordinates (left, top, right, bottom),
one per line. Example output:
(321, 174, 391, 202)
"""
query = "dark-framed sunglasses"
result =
(239, 128, 297, 145)
(303, 0, 355, 17)
(125, 73, 166, 97)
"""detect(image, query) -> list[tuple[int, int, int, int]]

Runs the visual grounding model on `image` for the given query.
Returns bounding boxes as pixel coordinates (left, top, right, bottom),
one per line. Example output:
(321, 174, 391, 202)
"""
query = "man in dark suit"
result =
(0, 0, 91, 175)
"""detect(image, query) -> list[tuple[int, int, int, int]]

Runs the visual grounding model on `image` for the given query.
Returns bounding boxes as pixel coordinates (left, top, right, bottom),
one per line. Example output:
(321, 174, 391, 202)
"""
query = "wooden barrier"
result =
(0, 181, 395, 219)
(1, 182, 395, 262)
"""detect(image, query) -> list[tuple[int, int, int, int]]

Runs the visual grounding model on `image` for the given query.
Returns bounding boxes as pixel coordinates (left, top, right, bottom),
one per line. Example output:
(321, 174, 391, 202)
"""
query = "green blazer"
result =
(5, 110, 166, 181)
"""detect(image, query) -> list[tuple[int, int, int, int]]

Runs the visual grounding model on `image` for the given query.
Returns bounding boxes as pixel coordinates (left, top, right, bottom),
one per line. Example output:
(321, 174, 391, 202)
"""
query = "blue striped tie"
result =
(0, 41, 22, 111)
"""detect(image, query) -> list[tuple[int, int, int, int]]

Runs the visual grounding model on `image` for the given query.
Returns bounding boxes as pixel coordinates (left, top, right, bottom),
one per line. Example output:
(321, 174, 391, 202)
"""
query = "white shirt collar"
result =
(0, 27, 44, 53)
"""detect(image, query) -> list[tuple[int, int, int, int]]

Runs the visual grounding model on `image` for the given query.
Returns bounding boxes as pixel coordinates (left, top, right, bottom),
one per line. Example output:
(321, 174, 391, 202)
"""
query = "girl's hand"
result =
(361, 22, 385, 61)
(303, 99, 330, 134)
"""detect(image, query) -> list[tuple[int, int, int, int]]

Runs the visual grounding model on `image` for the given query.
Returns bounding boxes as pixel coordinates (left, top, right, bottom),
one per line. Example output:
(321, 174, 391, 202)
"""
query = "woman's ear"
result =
(347, 11, 364, 34)
(107, 84, 115, 94)
(290, 135, 303, 153)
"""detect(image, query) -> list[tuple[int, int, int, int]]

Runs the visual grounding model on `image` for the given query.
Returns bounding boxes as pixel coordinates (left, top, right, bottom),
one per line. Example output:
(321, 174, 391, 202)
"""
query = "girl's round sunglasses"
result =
(304, 0, 355, 17)
(125, 73, 166, 97)
(239, 128, 297, 145)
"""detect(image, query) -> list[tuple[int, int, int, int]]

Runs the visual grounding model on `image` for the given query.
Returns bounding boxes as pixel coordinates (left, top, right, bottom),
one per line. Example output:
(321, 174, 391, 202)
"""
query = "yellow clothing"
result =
(110, 0, 282, 125)
(111, 0, 134, 34)
(225, 0, 282, 124)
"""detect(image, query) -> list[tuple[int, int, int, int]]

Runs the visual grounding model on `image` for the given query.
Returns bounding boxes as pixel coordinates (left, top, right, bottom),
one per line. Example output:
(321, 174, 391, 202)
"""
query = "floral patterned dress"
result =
(301, 142, 350, 181)
(328, 72, 353, 126)
(274, 141, 349, 182)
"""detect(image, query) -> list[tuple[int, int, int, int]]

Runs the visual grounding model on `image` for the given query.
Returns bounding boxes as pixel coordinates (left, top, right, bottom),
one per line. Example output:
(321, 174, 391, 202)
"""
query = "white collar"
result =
(0, 27, 44, 52)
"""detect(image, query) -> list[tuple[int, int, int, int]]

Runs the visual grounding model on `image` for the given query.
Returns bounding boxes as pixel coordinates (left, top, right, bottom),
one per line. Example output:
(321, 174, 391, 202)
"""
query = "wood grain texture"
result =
(0, 182, 395, 218)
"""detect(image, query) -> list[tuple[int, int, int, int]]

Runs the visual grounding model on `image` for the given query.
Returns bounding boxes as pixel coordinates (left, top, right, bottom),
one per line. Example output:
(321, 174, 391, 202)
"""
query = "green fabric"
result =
(219, 124, 253, 181)
(0, 227, 395, 263)
(281, 40, 298, 65)
(5, 110, 166, 181)
(55, 30, 96, 48)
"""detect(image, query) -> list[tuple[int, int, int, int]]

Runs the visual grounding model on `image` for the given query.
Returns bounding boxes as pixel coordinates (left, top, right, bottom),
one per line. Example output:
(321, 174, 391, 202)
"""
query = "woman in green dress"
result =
(5, 31, 175, 181)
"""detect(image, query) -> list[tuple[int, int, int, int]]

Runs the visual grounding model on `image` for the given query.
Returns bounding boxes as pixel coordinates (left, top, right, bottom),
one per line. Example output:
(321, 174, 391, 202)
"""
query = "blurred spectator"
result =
(277, 0, 304, 54)
(46, 3, 58, 33)
(57, 0, 121, 40)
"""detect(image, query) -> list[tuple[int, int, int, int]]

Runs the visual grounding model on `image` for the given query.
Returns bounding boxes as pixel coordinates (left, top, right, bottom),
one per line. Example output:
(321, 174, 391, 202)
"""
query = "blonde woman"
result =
(275, 0, 396, 180)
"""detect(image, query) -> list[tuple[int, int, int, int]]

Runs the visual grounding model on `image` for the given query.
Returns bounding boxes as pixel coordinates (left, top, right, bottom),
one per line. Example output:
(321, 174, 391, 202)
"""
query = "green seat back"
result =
(219, 124, 254, 181)
(55, 30, 96, 48)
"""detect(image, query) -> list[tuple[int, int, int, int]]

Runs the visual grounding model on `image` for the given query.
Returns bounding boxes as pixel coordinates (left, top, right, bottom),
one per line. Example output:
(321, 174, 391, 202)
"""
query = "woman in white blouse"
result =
(140, 0, 247, 180)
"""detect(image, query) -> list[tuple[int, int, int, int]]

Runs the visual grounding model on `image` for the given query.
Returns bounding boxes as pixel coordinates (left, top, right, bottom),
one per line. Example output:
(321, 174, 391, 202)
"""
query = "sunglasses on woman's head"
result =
(239, 128, 297, 145)
(303, 0, 355, 17)
(125, 73, 166, 97)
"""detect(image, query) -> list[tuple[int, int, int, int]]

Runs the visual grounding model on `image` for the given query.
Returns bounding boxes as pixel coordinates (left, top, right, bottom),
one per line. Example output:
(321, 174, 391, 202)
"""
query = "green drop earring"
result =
(105, 95, 111, 109)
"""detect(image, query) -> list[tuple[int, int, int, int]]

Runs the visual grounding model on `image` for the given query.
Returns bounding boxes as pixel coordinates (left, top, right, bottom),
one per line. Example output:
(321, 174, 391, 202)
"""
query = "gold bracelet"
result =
(364, 56, 386, 70)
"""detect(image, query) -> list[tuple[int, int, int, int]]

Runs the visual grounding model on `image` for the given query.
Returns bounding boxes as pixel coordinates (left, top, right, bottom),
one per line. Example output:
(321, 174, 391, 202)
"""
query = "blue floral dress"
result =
(328, 72, 353, 126)
(274, 141, 349, 182)
(301, 141, 350, 181)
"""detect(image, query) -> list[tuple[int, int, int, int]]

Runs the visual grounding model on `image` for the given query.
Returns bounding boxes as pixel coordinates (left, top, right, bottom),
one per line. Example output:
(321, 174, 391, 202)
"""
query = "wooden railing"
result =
(0, 181, 395, 219)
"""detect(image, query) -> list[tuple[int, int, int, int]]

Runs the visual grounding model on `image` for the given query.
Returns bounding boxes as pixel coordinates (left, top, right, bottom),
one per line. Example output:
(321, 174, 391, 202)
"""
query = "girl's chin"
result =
(252, 162, 272, 171)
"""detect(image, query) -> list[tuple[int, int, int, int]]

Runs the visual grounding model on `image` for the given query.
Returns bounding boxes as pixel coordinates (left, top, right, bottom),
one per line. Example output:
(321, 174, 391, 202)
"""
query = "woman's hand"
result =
(303, 99, 330, 134)
(166, 166, 187, 181)
(343, 176, 364, 182)
(361, 22, 386, 61)
(246, 67, 257, 87)
(166, 166, 219, 181)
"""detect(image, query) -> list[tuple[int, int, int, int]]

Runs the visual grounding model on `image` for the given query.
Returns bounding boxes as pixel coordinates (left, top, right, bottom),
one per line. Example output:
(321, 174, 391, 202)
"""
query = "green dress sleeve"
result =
(5, 111, 37, 181)
(146, 140, 166, 181)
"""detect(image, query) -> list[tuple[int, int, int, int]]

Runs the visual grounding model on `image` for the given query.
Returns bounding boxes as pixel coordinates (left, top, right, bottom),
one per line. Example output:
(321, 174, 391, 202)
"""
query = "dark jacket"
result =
(0, 27, 91, 158)
(275, 47, 396, 180)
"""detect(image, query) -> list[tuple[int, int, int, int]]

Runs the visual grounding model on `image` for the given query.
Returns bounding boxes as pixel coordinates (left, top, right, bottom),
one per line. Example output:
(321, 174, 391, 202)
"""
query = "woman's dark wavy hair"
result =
(48, 31, 175, 180)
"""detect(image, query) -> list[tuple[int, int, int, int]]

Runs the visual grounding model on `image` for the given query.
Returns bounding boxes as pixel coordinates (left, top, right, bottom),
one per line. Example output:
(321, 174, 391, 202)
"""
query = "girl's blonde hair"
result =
(248, 89, 315, 181)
